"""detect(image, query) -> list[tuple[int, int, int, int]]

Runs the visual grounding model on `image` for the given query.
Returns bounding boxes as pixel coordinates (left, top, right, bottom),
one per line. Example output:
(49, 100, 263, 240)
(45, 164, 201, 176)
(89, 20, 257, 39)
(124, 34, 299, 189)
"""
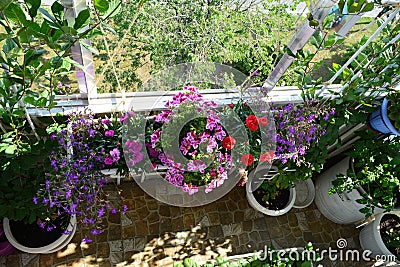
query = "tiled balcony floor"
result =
(1, 181, 372, 267)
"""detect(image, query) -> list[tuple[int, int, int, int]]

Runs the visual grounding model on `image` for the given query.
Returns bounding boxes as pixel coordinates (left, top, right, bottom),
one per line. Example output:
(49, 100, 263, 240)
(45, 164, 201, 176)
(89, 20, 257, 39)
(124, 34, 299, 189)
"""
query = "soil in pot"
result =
(380, 214, 400, 260)
(254, 188, 290, 210)
(9, 213, 70, 248)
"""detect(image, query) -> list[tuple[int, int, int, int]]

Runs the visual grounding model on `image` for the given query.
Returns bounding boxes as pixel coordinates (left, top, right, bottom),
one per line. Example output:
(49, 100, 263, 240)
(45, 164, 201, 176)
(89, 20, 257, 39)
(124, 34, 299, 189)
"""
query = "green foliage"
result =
(175, 243, 318, 266)
(93, 0, 300, 92)
(387, 91, 400, 130)
(329, 130, 400, 217)
(0, 0, 123, 222)
(0, 139, 56, 222)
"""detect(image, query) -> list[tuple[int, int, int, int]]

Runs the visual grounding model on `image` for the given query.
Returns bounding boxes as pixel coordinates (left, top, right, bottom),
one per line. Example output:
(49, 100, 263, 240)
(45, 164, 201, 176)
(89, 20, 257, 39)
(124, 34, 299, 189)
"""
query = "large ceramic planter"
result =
(0, 226, 15, 256)
(369, 98, 400, 136)
(359, 211, 400, 263)
(315, 157, 385, 224)
(246, 166, 296, 216)
(3, 214, 77, 254)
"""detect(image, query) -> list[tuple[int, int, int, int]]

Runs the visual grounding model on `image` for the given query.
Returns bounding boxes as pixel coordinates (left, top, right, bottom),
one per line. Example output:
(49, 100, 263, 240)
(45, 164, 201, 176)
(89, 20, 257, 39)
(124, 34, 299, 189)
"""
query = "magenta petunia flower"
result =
(125, 140, 142, 153)
(105, 130, 114, 137)
(104, 157, 113, 165)
(110, 148, 120, 162)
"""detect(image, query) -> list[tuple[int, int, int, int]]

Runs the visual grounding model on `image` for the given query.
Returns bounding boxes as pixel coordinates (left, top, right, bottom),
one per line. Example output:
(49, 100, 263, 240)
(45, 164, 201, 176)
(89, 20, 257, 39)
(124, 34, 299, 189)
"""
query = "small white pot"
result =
(359, 211, 399, 263)
(246, 166, 296, 216)
(293, 179, 315, 209)
(3, 214, 77, 254)
(315, 157, 385, 224)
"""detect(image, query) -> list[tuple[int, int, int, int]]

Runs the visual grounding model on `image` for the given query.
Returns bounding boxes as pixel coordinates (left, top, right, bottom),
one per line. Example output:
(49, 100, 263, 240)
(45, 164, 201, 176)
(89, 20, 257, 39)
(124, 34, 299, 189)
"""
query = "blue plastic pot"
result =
(369, 98, 400, 136)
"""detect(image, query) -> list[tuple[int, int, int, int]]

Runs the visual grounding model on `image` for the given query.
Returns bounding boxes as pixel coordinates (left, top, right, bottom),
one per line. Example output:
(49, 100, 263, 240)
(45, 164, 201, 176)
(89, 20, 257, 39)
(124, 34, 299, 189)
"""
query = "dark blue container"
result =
(369, 98, 400, 136)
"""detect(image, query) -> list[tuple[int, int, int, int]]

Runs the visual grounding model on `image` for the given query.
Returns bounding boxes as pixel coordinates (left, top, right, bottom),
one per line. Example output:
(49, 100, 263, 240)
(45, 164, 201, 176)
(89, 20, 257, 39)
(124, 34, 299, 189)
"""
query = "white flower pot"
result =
(315, 157, 385, 224)
(3, 214, 77, 254)
(359, 211, 399, 263)
(293, 179, 315, 209)
(246, 166, 296, 216)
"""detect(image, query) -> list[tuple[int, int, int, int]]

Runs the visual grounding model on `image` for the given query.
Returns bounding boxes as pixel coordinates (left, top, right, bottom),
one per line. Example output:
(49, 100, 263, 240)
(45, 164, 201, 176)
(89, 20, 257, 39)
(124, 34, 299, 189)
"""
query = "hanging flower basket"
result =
(149, 86, 233, 194)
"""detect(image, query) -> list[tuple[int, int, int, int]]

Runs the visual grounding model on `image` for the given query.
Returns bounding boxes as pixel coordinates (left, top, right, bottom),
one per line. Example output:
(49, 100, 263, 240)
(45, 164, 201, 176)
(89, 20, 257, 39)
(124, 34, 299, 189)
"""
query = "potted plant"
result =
(231, 100, 334, 216)
(0, 126, 77, 253)
(32, 111, 128, 244)
(128, 86, 234, 195)
(70, 112, 130, 180)
(359, 211, 399, 263)
(315, 130, 400, 224)
(369, 91, 400, 136)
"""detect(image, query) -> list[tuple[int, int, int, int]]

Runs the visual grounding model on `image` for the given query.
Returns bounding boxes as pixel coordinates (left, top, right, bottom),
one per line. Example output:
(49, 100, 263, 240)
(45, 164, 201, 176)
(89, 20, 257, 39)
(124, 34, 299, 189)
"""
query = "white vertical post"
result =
(63, 0, 97, 99)
(262, 0, 338, 92)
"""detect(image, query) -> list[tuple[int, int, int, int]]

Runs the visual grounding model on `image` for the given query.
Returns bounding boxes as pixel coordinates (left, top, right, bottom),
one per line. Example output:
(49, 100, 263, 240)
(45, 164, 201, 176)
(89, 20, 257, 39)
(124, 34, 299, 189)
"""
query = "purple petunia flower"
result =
(187, 160, 207, 173)
(182, 183, 199, 195)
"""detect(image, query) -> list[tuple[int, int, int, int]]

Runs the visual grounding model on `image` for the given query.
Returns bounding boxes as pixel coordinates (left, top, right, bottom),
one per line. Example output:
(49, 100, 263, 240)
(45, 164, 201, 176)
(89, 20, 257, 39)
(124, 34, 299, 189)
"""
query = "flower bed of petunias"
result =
(149, 86, 233, 194)
(34, 111, 128, 243)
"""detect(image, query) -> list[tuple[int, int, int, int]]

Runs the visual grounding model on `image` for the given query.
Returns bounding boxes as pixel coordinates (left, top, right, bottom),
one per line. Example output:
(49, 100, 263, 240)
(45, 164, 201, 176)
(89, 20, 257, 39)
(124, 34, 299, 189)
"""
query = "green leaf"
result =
(74, 9, 90, 30)
(0, 33, 13, 41)
(310, 36, 318, 48)
(338, 0, 345, 14)
(51, 1, 64, 22)
(309, 19, 319, 27)
(361, 2, 374, 13)
(94, 0, 109, 12)
(0, 0, 12, 11)
(101, 22, 117, 34)
(39, 8, 59, 29)
(301, 261, 312, 267)
(61, 26, 78, 36)
(79, 40, 99, 55)
(23, 96, 36, 105)
(101, 0, 121, 18)
(348, 3, 361, 13)
(63, 57, 85, 70)
(324, 37, 335, 47)
(4, 3, 28, 25)
(5, 144, 16, 155)
(285, 46, 295, 57)
(36, 97, 47, 107)
(332, 63, 341, 72)
(25, 0, 41, 17)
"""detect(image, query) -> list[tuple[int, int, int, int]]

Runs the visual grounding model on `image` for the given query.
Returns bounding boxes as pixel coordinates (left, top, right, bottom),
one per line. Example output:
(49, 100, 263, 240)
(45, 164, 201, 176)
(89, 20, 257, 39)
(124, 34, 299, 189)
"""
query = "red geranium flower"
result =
(241, 154, 254, 166)
(222, 136, 236, 150)
(260, 150, 276, 164)
(246, 115, 259, 131)
(229, 104, 235, 109)
(259, 117, 268, 126)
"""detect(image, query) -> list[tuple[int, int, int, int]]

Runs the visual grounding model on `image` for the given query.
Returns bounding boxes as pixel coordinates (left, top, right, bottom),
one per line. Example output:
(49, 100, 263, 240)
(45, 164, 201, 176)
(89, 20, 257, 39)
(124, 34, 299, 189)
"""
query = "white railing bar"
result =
(316, 8, 400, 97)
